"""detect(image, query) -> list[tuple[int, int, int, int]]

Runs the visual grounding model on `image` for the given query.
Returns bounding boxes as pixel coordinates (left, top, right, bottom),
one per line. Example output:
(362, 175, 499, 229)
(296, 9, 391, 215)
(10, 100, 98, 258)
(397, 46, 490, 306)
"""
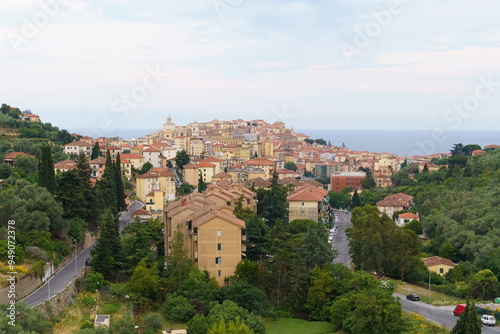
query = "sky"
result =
(1, 0, 499, 134)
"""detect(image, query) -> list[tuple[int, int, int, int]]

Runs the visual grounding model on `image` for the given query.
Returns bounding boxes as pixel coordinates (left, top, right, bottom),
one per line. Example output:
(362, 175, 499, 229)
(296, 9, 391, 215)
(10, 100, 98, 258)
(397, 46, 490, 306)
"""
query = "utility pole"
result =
(428, 270, 431, 302)
(74, 239, 78, 277)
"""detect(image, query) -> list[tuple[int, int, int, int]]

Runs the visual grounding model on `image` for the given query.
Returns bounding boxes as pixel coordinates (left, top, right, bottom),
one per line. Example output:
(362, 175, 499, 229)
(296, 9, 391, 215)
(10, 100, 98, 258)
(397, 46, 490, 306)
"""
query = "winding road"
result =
(331, 209, 499, 333)
(22, 200, 143, 307)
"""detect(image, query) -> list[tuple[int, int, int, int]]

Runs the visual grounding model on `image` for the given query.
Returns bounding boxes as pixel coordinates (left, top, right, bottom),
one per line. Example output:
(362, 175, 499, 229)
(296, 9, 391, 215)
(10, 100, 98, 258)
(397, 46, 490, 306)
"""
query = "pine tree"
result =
(114, 153, 126, 212)
(91, 142, 101, 159)
(96, 151, 118, 215)
(350, 188, 361, 209)
(91, 210, 121, 279)
(262, 170, 287, 227)
(76, 152, 99, 226)
(451, 298, 482, 334)
(423, 163, 429, 172)
(38, 144, 56, 194)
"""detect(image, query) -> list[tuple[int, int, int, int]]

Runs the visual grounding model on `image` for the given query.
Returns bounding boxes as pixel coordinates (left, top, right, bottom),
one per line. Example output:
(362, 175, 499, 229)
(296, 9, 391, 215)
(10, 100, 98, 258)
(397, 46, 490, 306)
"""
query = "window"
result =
(217, 243, 221, 251)
(439, 268, 444, 274)
(217, 230, 221, 237)
(218, 270, 222, 277)
(302, 210, 305, 215)
(302, 202, 304, 206)
(215, 257, 221, 264)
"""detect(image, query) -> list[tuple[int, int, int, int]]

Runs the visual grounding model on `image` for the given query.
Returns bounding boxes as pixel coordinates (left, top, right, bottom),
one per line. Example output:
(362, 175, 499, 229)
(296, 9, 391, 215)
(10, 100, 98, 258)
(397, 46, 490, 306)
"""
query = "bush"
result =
(187, 314, 208, 334)
(25, 246, 48, 261)
(31, 259, 46, 277)
(143, 312, 163, 333)
(83, 272, 109, 292)
(162, 295, 196, 323)
(80, 319, 94, 329)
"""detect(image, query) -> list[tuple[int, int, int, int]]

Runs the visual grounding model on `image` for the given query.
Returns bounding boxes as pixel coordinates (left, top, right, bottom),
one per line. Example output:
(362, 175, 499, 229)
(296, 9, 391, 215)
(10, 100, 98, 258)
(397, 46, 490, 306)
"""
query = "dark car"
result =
(406, 293, 419, 301)
(85, 257, 92, 266)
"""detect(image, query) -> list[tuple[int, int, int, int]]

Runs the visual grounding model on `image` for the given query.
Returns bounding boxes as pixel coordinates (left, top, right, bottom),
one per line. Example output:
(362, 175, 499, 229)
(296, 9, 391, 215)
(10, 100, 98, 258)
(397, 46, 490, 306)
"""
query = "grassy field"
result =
(264, 318, 336, 334)
(395, 282, 464, 306)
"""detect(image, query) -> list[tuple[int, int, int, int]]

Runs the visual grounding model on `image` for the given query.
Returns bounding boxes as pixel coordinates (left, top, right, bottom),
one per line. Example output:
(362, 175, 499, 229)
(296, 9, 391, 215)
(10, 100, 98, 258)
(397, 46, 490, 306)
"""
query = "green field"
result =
(264, 318, 336, 334)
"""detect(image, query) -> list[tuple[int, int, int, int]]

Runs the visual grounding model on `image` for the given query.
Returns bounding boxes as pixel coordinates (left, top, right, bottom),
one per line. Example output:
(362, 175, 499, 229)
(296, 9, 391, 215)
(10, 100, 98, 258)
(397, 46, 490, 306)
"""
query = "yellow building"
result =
(190, 138, 205, 157)
(183, 162, 217, 186)
(287, 186, 328, 222)
(262, 141, 274, 158)
(145, 190, 165, 212)
(422, 256, 455, 276)
(242, 158, 275, 179)
(234, 145, 251, 160)
(175, 136, 191, 152)
(121, 154, 145, 170)
(136, 169, 176, 202)
(164, 194, 246, 285)
(120, 159, 133, 179)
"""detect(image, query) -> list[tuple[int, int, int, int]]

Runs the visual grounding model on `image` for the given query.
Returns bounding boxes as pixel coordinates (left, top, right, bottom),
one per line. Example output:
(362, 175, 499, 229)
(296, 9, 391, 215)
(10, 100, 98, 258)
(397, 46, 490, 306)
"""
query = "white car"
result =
(328, 236, 334, 243)
(481, 315, 496, 326)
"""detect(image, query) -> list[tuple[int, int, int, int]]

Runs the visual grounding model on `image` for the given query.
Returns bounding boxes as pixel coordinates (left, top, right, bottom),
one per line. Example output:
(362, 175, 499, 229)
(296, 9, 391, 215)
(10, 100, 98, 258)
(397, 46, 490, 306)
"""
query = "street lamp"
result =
(428, 269, 431, 302)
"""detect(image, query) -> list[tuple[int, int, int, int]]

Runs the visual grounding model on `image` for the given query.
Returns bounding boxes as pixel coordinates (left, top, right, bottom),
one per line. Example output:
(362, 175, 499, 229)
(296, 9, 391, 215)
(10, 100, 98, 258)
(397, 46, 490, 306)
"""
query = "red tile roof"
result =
(422, 256, 455, 268)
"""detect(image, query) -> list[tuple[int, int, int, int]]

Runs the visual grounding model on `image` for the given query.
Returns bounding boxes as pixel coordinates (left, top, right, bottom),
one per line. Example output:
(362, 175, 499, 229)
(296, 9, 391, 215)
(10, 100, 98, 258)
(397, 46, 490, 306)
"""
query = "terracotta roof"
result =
(398, 212, 419, 220)
(131, 209, 151, 217)
(250, 177, 271, 187)
(377, 193, 413, 207)
(192, 209, 245, 229)
(65, 141, 92, 147)
(90, 157, 106, 164)
(182, 163, 198, 169)
(212, 172, 232, 179)
(121, 154, 145, 160)
(204, 157, 222, 163)
(54, 159, 77, 169)
(288, 186, 326, 202)
(422, 256, 455, 268)
(197, 162, 216, 168)
(243, 158, 275, 166)
(4, 152, 35, 160)
(143, 147, 161, 152)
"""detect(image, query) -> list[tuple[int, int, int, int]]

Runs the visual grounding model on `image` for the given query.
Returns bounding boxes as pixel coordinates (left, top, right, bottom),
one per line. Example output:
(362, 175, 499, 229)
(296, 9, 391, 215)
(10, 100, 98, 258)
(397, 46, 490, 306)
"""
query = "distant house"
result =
(287, 186, 328, 222)
(131, 208, 152, 220)
(376, 193, 414, 218)
(94, 315, 110, 328)
(3, 152, 35, 166)
(19, 113, 40, 122)
(54, 159, 77, 174)
(472, 149, 486, 156)
(397, 212, 419, 227)
(422, 256, 455, 276)
(64, 141, 92, 156)
(418, 163, 441, 172)
(90, 157, 107, 179)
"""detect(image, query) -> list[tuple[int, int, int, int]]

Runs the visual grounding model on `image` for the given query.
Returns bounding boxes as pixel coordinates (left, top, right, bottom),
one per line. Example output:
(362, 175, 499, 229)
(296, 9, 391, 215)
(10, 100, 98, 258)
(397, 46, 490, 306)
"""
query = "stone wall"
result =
(35, 267, 89, 315)
(0, 231, 98, 304)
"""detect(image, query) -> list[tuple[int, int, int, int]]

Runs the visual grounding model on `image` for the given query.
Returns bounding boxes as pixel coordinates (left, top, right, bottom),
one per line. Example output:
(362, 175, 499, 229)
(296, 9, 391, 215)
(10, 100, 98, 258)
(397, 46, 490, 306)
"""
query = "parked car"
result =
(328, 236, 334, 243)
(481, 315, 496, 326)
(406, 294, 419, 301)
(85, 257, 92, 266)
(453, 304, 466, 316)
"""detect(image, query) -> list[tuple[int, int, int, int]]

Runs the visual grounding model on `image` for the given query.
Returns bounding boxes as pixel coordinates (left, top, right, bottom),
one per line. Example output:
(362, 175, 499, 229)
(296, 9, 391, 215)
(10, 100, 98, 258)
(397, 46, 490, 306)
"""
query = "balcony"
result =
(193, 233, 198, 241)
(241, 244, 246, 252)
(241, 234, 246, 241)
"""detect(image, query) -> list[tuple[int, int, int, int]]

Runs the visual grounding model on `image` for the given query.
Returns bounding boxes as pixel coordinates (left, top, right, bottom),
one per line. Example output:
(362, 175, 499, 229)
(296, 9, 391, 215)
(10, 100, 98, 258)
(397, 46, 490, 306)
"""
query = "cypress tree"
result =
(91, 142, 101, 159)
(76, 152, 97, 224)
(114, 152, 126, 212)
(97, 151, 118, 215)
(91, 210, 121, 279)
(451, 298, 482, 334)
(351, 188, 361, 209)
(38, 144, 56, 194)
(198, 171, 207, 192)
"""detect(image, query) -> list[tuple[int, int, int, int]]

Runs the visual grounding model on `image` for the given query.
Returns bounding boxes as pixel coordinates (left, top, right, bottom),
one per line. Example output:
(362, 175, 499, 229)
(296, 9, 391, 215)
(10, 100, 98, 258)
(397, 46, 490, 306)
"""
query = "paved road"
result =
(23, 201, 143, 307)
(397, 293, 500, 333)
(331, 210, 352, 267)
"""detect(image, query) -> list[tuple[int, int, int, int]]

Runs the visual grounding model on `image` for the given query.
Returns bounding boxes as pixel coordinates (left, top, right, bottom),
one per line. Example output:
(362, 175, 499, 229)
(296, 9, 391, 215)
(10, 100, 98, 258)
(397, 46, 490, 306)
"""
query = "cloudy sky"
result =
(1, 0, 499, 133)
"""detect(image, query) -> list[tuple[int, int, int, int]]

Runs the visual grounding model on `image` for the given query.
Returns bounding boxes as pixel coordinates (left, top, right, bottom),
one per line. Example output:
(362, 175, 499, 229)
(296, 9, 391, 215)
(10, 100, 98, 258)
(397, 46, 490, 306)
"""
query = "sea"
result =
(67, 128, 500, 157)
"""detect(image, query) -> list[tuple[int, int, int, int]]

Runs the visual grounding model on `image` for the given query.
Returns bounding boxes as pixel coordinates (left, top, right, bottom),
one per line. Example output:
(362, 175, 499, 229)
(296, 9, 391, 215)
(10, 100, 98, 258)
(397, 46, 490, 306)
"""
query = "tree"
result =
(468, 269, 498, 300)
(402, 219, 423, 235)
(162, 294, 195, 322)
(127, 258, 159, 299)
(143, 312, 163, 333)
(422, 163, 429, 172)
(245, 215, 270, 263)
(360, 175, 375, 190)
(178, 182, 196, 195)
(13, 155, 37, 176)
(300, 223, 334, 271)
(0, 163, 12, 179)
(198, 171, 207, 192)
(187, 314, 209, 334)
(219, 280, 267, 315)
(314, 139, 327, 145)
(451, 298, 482, 334)
(83, 272, 109, 291)
(91, 210, 121, 279)
(140, 161, 153, 175)
(91, 141, 101, 159)
(38, 144, 56, 194)
(56, 169, 87, 219)
(284, 161, 297, 172)
(121, 222, 155, 273)
(95, 152, 118, 214)
(350, 189, 361, 209)
(176, 150, 190, 170)
(114, 153, 126, 211)
(259, 170, 287, 227)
